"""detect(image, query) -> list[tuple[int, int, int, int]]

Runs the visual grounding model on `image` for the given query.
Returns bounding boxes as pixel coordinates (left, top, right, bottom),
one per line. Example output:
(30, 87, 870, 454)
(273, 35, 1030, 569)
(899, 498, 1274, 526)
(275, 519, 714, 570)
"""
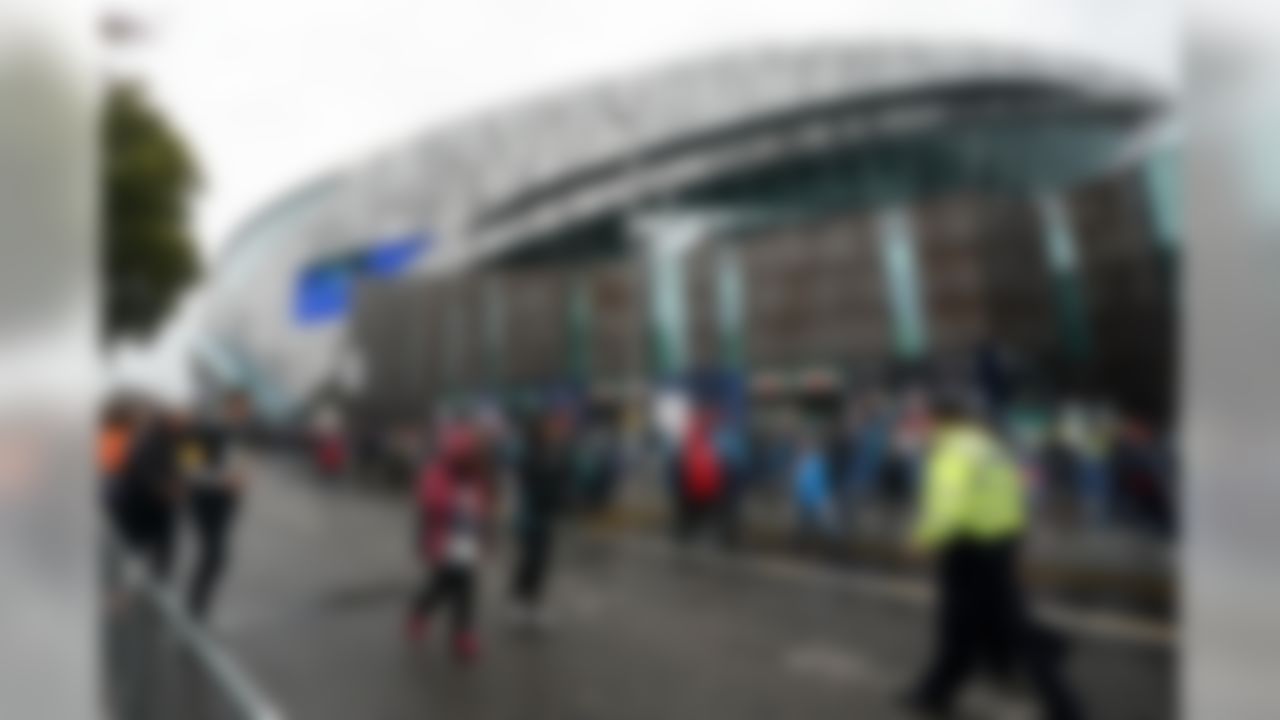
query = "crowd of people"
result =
(385, 383, 1102, 718)
(344, 383, 1175, 567)
(98, 376, 1171, 720)
(96, 360, 1170, 720)
(630, 383, 1177, 560)
(648, 383, 1122, 719)
(400, 402, 585, 662)
(99, 392, 252, 620)
(763, 387, 1177, 545)
(298, 375, 1176, 674)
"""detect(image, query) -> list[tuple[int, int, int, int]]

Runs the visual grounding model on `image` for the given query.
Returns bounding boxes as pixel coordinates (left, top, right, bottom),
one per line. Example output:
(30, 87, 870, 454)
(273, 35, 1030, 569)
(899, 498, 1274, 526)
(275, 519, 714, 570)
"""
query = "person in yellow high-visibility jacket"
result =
(904, 391, 1081, 720)
(912, 422, 1026, 551)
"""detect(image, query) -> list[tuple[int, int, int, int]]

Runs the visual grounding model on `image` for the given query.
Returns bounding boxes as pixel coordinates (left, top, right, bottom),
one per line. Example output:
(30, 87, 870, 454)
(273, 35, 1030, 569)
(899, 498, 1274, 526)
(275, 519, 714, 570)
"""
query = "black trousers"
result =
(114, 494, 177, 581)
(675, 494, 732, 546)
(188, 486, 239, 618)
(411, 564, 476, 635)
(512, 523, 555, 606)
(914, 539, 1082, 720)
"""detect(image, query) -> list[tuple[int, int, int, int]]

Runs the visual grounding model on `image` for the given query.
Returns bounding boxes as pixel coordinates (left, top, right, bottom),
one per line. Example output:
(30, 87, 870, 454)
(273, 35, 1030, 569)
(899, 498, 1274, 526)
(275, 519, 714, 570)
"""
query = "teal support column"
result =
(641, 218, 699, 380)
(650, 247, 687, 378)
(1143, 148, 1182, 254)
(568, 272, 593, 383)
(484, 277, 505, 394)
(1036, 193, 1092, 364)
(1143, 147, 1182, 300)
(876, 206, 929, 361)
(715, 239, 747, 371)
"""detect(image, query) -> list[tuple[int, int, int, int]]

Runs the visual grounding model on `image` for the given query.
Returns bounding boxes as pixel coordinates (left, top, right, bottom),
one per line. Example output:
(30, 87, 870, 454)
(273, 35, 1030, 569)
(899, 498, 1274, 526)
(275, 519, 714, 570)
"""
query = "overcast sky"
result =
(112, 0, 1176, 260)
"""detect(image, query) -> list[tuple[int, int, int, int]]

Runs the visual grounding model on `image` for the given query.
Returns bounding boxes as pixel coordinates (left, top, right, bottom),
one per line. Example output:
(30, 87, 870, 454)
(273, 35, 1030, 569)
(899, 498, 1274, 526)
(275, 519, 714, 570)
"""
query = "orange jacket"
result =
(98, 425, 133, 480)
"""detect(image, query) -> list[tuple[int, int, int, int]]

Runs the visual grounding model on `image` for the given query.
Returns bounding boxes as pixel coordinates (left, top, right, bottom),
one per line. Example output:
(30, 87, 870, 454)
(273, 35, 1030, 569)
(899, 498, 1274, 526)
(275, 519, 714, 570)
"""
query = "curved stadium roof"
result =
(218, 41, 1168, 277)
(197, 41, 1172, 419)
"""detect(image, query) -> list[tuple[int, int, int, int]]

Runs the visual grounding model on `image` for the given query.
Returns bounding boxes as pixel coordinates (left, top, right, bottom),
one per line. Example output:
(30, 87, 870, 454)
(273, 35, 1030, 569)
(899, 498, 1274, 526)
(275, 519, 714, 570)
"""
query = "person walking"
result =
(182, 392, 251, 620)
(112, 404, 186, 580)
(904, 391, 1081, 720)
(99, 403, 136, 486)
(713, 412, 749, 548)
(510, 407, 574, 626)
(1058, 401, 1115, 527)
(893, 388, 934, 505)
(406, 424, 495, 662)
(99, 401, 138, 527)
(842, 392, 892, 530)
(310, 407, 347, 484)
(792, 428, 835, 550)
(575, 411, 624, 515)
(674, 407, 728, 544)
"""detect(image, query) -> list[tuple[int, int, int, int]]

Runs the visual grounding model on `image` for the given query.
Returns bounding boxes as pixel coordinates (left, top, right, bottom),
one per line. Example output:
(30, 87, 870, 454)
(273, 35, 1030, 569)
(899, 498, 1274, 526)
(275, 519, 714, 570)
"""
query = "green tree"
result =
(103, 82, 201, 341)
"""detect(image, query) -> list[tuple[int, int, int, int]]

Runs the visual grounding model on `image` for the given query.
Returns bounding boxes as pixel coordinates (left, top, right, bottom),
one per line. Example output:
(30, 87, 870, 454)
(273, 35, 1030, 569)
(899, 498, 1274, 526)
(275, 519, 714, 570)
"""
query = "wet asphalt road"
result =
(210, 457, 1173, 720)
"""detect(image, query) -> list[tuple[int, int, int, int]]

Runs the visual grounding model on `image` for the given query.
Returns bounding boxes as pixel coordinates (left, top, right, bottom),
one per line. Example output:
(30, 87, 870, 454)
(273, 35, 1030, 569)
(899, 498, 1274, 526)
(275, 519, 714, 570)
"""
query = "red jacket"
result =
(415, 428, 494, 563)
(314, 434, 346, 472)
(681, 413, 724, 505)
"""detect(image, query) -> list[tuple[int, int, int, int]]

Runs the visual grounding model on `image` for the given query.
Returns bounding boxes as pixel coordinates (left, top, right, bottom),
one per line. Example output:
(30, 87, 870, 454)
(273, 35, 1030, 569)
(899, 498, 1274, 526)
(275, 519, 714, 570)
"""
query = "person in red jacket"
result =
(313, 431, 347, 479)
(676, 407, 728, 543)
(405, 424, 495, 662)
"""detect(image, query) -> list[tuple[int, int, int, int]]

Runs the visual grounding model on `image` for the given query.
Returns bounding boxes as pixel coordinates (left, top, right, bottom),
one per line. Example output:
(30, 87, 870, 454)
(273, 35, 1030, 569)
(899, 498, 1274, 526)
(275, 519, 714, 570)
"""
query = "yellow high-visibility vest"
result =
(913, 423, 1026, 549)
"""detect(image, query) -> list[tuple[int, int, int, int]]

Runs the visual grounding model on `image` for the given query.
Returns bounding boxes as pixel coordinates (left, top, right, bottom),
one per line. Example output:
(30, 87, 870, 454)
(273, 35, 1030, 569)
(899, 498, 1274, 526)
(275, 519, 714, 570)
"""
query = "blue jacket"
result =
(849, 414, 890, 493)
(794, 450, 831, 513)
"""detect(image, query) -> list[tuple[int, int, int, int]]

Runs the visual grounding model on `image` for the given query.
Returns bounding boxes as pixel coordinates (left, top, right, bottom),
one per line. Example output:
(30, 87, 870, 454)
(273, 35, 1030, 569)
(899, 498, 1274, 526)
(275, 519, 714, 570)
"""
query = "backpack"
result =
(682, 432, 723, 505)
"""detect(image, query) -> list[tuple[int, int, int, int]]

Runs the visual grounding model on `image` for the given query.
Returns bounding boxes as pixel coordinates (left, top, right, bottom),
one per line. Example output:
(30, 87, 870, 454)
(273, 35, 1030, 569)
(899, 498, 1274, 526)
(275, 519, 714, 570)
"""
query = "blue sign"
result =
(291, 232, 433, 327)
(364, 233, 432, 278)
(293, 262, 353, 325)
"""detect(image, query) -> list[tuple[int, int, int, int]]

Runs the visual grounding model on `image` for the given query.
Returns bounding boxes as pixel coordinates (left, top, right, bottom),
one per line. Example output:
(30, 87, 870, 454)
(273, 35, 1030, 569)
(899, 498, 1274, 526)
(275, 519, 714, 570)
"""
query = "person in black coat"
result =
(112, 406, 186, 579)
(510, 408, 574, 621)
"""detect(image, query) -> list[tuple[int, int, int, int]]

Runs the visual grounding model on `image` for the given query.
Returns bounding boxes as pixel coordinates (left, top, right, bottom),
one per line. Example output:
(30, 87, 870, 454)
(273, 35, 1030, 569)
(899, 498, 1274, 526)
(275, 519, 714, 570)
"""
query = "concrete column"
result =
(637, 215, 704, 379)
(1143, 148, 1182, 253)
(1036, 192, 1092, 364)
(875, 206, 929, 361)
(715, 239, 747, 371)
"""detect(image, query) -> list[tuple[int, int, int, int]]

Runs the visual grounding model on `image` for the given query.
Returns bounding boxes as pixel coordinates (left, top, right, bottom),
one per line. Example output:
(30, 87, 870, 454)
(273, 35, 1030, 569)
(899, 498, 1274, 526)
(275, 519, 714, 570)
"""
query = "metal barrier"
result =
(101, 538, 285, 720)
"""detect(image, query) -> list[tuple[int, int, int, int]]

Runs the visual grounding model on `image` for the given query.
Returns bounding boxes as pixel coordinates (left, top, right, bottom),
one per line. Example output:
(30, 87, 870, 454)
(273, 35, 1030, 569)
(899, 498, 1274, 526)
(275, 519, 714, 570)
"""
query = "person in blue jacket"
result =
(792, 427, 834, 547)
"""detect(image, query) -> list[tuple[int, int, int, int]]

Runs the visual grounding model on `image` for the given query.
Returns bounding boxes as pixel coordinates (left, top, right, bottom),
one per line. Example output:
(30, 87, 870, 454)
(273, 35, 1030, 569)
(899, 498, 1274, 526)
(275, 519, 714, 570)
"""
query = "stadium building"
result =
(195, 43, 1178, 425)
